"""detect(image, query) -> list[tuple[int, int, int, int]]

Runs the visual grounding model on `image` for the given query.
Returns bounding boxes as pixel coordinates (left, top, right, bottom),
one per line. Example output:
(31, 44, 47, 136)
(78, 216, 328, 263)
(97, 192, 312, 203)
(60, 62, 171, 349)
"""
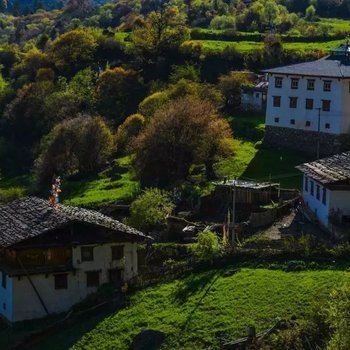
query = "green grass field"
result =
(187, 38, 345, 53)
(29, 268, 349, 350)
(215, 112, 311, 189)
(63, 156, 140, 208)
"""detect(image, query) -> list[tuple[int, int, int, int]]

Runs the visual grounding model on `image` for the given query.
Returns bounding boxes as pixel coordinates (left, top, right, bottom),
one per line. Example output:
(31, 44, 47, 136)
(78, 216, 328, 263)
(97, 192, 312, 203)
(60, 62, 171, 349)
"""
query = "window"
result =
(325, 123, 330, 129)
(81, 247, 94, 262)
(290, 119, 295, 125)
(255, 93, 259, 98)
(305, 98, 313, 110)
(305, 176, 309, 192)
(274, 117, 279, 123)
(111, 246, 124, 261)
(86, 271, 99, 288)
(322, 188, 327, 205)
(307, 79, 315, 90)
(322, 100, 331, 112)
(291, 78, 299, 89)
(275, 77, 283, 88)
(54, 274, 68, 290)
(310, 181, 314, 196)
(289, 97, 298, 108)
(273, 96, 281, 107)
(1, 272, 6, 289)
(323, 80, 331, 92)
(316, 185, 320, 200)
(305, 121, 311, 127)
(109, 269, 122, 285)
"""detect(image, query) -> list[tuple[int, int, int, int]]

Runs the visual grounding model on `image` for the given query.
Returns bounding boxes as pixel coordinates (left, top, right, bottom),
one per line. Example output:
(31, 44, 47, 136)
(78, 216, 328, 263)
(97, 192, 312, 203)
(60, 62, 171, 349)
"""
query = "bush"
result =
(194, 230, 222, 264)
(35, 116, 114, 185)
(128, 188, 175, 232)
(116, 113, 145, 153)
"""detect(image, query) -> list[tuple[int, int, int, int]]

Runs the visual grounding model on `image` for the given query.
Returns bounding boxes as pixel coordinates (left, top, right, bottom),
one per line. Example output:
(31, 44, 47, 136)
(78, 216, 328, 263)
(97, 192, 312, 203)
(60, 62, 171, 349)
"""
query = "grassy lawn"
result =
(185, 38, 344, 53)
(188, 39, 263, 52)
(63, 157, 140, 208)
(30, 268, 349, 350)
(215, 112, 310, 189)
(319, 17, 350, 31)
(0, 175, 34, 204)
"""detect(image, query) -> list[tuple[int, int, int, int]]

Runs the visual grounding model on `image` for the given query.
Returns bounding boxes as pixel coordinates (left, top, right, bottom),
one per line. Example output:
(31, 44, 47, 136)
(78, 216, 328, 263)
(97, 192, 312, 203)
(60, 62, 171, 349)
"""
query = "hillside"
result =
(24, 267, 349, 350)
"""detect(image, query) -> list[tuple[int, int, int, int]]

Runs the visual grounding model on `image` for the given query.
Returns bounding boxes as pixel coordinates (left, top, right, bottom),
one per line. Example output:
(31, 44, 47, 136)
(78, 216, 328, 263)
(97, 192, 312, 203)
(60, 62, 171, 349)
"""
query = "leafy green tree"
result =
(169, 63, 200, 83)
(116, 113, 145, 153)
(130, 7, 189, 62)
(194, 230, 221, 264)
(51, 30, 97, 75)
(210, 15, 236, 30)
(218, 71, 254, 108)
(139, 79, 224, 117)
(128, 188, 175, 231)
(4, 81, 56, 164)
(95, 67, 145, 123)
(35, 116, 114, 184)
(45, 68, 96, 121)
(64, 0, 92, 18)
(132, 96, 233, 187)
(305, 5, 316, 21)
(0, 45, 20, 77)
(12, 49, 53, 82)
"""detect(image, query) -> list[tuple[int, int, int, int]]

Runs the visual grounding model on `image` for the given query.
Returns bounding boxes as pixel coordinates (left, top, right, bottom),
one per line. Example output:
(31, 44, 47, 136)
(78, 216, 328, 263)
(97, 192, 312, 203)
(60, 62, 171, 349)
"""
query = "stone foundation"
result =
(264, 126, 350, 156)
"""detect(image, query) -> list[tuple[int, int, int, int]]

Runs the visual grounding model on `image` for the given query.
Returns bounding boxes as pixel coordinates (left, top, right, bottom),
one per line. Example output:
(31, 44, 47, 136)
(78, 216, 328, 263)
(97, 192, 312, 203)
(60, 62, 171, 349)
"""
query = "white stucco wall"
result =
(302, 175, 330, 227)
(329, 190, 350, 217)
(266, 74, 344, 134)
(0, 273, 13, 321)
(9, 242, 138, 322)
(241, 91, 263, 110)
(303, 174, 350, 229)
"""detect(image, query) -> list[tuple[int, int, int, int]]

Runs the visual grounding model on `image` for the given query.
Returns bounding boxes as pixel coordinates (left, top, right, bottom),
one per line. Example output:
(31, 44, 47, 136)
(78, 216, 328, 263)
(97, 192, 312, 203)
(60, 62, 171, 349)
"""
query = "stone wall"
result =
(264, 126, 350, 156)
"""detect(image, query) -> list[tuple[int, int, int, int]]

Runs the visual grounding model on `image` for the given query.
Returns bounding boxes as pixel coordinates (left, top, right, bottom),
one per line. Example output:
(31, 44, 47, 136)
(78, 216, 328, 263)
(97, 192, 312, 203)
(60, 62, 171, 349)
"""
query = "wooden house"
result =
(0, 197, 146, 322)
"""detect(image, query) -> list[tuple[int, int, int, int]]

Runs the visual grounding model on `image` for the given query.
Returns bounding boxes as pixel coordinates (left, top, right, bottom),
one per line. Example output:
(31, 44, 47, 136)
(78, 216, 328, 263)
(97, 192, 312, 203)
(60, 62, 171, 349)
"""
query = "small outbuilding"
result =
(296, 152, 350, 233)
(241, 78, 268, 111)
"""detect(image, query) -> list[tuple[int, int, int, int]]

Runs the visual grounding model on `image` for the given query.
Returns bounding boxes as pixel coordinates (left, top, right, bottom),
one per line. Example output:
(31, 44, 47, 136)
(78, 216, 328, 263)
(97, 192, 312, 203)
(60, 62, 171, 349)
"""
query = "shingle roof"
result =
(0, 197, 146, 247)
(263, 55, 350, 78)
(296, 152, 350, 184)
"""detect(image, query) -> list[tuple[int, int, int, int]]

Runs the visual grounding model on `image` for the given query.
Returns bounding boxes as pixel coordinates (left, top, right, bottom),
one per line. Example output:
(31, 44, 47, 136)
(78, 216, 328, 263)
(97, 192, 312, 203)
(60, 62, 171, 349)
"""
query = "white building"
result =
(241, 80, 268, 111)
(263, 44, 350, 155)
(296, 152, 350, 232)
(0, 197, 147, 322)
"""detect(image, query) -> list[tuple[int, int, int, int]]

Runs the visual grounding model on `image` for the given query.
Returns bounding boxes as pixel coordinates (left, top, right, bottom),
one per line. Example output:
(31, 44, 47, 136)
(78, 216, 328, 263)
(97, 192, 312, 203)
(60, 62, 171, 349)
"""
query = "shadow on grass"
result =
(174, 270, 222, 331)
(241, 147, 313, 189)
(172, 270, 219, 304)
(29, 309, 114, 350)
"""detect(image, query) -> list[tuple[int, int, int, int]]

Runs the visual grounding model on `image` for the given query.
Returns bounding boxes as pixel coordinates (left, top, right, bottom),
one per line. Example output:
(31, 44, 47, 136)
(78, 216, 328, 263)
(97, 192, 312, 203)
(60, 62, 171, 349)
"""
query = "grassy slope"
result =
(189, 39, 344, 53)
(63, 156, 140, 208)
(215, 112, 311, 189)
(31, 268, 349, 350)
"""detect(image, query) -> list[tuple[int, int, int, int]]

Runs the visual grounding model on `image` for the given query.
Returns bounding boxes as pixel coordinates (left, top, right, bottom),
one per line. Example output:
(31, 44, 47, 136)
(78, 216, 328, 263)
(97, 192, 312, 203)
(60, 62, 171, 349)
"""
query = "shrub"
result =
(128, 188, 175, 232)
(194, 230, 221, 264)
(116, 113, 145, 153)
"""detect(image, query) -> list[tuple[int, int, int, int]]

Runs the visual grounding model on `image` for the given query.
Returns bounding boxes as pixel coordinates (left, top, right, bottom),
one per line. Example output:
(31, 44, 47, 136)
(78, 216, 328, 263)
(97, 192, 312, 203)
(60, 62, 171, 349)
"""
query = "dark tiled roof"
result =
(263, 56, 350, 78)
(0, 197, 146, 247)
(296, 152, 350, 184)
